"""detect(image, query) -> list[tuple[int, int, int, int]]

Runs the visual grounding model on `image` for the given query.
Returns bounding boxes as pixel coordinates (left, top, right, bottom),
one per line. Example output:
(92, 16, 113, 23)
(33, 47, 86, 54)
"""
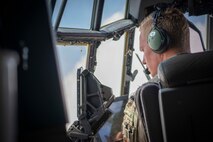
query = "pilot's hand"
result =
(113, 131, 123, 142)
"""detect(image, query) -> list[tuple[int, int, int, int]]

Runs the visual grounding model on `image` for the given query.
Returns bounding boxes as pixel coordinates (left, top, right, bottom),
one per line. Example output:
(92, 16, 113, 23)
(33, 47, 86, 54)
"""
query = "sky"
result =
(53, 0, 208, 125)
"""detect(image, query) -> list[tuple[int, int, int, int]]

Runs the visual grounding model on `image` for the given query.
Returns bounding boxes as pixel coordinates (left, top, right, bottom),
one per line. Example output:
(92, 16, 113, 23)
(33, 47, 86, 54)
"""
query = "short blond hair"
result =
(140, 8, 190, 53)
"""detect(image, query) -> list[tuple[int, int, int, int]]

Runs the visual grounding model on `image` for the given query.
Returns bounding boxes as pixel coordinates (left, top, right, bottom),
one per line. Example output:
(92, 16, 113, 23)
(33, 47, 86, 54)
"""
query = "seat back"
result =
(139, 82, 163, 142)
(140, 51, 213, 142)
(158, 51, 213, 142)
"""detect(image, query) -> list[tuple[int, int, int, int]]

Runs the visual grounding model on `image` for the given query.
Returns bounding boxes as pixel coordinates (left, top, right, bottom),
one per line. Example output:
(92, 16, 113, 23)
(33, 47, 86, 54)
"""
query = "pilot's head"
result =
(139, 7, 190, 77)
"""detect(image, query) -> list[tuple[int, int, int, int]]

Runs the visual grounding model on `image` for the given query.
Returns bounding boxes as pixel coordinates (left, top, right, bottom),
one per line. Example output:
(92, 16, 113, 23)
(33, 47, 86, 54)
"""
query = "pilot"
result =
(121, 6, 190, 142)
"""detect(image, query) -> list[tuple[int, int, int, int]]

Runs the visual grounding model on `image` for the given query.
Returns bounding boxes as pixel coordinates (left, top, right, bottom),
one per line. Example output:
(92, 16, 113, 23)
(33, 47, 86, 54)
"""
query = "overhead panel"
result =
(128, 0, 174, 25)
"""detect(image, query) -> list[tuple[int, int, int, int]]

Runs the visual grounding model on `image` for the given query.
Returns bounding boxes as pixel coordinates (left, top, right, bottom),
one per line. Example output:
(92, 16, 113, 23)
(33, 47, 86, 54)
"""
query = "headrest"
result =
(158, 51, 213, 88)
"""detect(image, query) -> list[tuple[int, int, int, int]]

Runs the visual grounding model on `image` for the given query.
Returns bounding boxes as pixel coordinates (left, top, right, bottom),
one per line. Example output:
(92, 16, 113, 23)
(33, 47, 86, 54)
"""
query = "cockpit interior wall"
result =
(1, 1, 69, 142)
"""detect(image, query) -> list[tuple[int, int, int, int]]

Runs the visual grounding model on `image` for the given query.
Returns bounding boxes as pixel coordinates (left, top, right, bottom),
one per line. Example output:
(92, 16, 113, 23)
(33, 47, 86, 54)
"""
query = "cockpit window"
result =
(56, 45, 88, 125)
(94, 35, 125, 97)
(101, 0, 127, 27)
(185, 14, 207, 52)
(52, 0, 93, 29)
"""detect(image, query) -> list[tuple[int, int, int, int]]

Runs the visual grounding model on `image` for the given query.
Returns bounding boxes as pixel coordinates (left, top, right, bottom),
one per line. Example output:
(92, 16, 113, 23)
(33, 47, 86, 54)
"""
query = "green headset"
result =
(147, 9, 170, 54)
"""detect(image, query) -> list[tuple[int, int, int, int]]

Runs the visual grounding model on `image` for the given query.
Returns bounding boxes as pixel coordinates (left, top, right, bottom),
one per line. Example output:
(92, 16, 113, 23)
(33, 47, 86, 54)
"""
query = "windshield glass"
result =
(101, 0, 127, 26)
(56, 45, 87, 126)
(52, 0, 93, 29)
(94, 35, 125, 97)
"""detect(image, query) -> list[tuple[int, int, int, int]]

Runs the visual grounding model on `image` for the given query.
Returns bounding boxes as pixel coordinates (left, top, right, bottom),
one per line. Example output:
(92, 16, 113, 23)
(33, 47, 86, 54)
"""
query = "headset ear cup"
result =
(148, 27, 169, 54)
(148, 28, 163, 51)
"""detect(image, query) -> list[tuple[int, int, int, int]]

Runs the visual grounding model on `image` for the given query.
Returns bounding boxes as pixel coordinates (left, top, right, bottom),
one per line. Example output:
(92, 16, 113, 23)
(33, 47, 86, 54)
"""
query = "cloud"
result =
(62, 54, 86, 124)
(94, 36, 125, 96)
(102, 12, 124, 26)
